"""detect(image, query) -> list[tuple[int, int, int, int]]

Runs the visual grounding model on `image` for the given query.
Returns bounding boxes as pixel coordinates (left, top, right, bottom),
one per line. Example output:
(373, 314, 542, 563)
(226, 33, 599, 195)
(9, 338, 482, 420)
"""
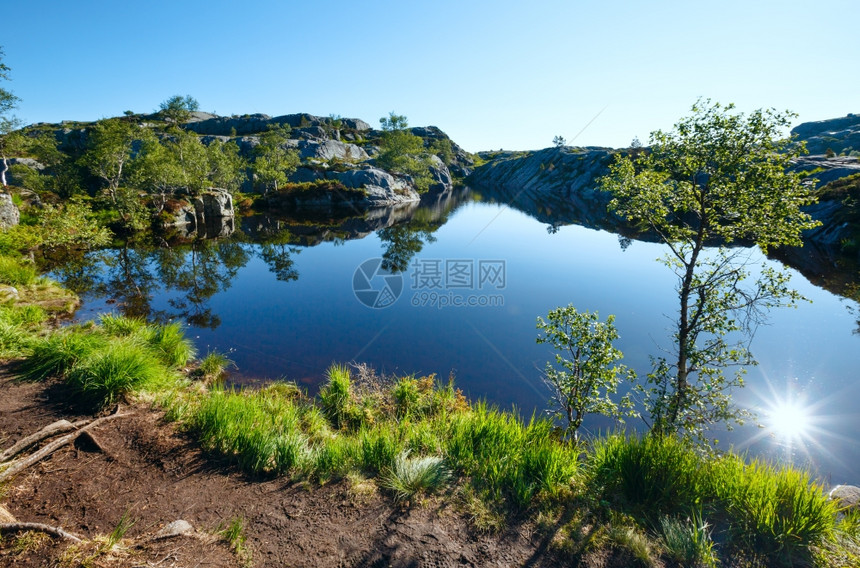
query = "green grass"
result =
(659, 513, 717, 567)
(711, 456, 837, 564)
(0, 255, 37, 286)
(590, 434, 709, 521)
(380, 451, 451, 501)
(146, 321, 196, 368)
(66, 338, 174, 407)
(18, 329, 108, 382)
(196, 350, 233, 381)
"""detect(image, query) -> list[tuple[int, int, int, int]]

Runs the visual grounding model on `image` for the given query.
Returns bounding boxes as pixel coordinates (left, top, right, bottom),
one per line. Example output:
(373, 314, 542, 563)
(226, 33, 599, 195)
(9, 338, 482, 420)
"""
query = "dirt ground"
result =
(0, 368, 606, 568)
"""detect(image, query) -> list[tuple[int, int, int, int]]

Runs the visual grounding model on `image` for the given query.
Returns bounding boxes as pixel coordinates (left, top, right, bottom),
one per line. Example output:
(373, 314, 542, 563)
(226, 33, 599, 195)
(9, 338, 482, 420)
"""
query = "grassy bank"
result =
(1, 309, 857, 567)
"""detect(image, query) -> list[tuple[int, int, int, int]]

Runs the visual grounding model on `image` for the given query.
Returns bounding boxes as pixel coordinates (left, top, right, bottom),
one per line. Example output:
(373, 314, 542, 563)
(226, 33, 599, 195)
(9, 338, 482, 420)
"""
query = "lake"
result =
(54, 187, 860, 484)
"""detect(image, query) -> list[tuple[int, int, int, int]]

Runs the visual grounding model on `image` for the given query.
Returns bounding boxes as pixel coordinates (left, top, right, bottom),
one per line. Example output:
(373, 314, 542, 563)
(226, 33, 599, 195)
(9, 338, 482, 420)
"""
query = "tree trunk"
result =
(1, 155, 8, 187)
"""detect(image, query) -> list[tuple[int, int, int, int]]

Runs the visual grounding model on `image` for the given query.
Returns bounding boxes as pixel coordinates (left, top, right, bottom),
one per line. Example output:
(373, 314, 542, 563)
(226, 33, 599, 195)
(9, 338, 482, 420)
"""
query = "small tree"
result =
(376, 112, 433, 192)
(80, 117, 142, 205)
(0, 46, 22, 188)
(553, 135, 566, 148)
(158, 95, 200, 125)
(599, 100, 820, 444)
(536, 305, 635, 439)
(251, 124, 299, 192)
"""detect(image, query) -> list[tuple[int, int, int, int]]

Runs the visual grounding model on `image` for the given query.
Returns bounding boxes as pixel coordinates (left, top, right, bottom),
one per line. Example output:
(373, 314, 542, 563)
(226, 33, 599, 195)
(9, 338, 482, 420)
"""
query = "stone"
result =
(829, 485, 860, 510)
(0, 193, 20, 229)
(298, 140, 368, 162)
(193, 190, 235, 223)
(155, 519, 194, 539)
(0, 285, 18, 301)
(427, 155, 453, 192)
(336, 167, 419, 206)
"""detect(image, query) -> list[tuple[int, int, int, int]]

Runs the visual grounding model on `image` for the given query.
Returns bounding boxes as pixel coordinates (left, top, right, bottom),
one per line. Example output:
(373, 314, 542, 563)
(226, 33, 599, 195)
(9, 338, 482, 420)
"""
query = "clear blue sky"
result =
(2, 0, 857, 152)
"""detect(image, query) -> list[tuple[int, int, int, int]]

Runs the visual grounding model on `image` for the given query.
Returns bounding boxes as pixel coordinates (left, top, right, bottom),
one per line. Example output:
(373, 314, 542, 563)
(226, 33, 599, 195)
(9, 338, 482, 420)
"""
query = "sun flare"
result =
(766, 399, 811, 442)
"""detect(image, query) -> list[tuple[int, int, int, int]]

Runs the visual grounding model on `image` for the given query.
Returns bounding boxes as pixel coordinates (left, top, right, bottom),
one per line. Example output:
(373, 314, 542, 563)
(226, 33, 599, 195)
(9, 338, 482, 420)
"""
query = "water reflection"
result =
(54, 188, 475, 328)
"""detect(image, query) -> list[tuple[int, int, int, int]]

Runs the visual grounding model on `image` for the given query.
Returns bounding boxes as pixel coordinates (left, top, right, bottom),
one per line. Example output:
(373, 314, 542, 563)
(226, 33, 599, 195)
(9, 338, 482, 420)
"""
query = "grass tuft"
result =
(659, 513, 718, 567)
(380, 451, 451, 502)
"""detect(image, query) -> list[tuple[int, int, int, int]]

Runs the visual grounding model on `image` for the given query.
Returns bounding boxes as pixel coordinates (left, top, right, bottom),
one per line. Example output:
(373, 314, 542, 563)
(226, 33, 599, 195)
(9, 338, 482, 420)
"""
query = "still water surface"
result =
(56, 189, 860, 483)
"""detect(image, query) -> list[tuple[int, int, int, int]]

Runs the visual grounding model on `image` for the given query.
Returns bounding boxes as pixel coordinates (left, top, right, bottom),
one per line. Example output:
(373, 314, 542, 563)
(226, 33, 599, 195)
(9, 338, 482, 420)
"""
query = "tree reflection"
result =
(378, 208, 446, 273)
(153, 240, 251, 329)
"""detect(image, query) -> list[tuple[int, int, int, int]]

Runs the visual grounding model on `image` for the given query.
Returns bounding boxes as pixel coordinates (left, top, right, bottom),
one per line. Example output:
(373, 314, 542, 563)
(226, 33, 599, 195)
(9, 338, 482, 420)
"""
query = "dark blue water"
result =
(56, 190, 860, 483)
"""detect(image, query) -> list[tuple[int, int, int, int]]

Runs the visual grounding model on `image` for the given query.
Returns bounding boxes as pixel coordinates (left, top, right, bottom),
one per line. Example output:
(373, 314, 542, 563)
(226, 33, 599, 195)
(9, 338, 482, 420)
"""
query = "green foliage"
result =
(606, 523, 657, 567)
(380, 451, 451, 501)
(146, 321, 196, 368)
(712, 456, 837, 564)
(599, 100, 820, 444)
(252, 124, 299, 192)
(376, 112, 434, 192)
(536, 305, 636, 438)
(197, 350, 233, 382)
(158, 94, 200, 124)
(80, 117, 141, 199)
(0, 319, 29, 357)
(0, 255, 36, 285)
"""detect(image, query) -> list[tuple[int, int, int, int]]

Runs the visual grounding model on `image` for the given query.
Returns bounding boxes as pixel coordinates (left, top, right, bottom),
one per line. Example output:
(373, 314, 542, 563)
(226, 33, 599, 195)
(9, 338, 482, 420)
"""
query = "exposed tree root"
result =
(0, 418, 91, 462)
(0, 409, 129, 483)
(0, 521, 83, 542)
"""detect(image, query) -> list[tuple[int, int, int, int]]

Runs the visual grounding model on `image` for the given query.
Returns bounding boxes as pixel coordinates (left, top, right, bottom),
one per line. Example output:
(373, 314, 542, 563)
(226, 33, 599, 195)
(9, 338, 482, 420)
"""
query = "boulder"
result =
(336, 166, 419, 206)
(193, 190, 235, 223)
(299, 140, 368, 162)
(428, 155, 453, 192)
(0, 193, 20, 229)
(829, 484, 860, 510)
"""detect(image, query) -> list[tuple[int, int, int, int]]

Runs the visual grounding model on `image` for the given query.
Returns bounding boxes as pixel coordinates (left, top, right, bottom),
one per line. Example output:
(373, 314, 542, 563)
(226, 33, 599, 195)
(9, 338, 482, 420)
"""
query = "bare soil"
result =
(0, 368, 601, 567)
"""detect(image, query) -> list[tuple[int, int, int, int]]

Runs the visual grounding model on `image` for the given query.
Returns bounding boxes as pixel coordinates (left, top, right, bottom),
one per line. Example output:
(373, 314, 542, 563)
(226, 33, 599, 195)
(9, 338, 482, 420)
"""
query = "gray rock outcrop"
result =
(0, 193, 20, 229)
(299, 139, 368, 162)
(468, 146, 619, 230)
(193, 189, 234, 223)
(336, 166, 419, 206)
(791, 114, 860, 155)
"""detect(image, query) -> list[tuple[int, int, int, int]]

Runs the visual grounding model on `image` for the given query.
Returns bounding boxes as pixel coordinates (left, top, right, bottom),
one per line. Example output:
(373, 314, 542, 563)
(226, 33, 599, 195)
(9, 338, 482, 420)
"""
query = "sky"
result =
(2, 0, 857, 153)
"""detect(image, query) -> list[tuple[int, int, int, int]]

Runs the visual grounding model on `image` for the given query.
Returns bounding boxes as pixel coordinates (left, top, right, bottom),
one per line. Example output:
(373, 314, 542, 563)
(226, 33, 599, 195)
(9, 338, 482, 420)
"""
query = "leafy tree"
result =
(553, 135, 566, 148)
(0, 46, 22, 188)
(251, 124, 299, 192)
(158, 94, 200, 125)
(536, 305, 635, 439)
(376, 112, 433, 192)
(205, 138, 245, 192)
(164, 127, 209, 193)
(80, 117, 141, 204)
(599, 100, 820, 444)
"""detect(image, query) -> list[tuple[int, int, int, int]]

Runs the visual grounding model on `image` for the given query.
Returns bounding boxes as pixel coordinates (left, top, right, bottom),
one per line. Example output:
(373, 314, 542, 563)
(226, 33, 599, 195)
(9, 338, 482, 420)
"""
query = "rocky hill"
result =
(790, 113, 860, 156)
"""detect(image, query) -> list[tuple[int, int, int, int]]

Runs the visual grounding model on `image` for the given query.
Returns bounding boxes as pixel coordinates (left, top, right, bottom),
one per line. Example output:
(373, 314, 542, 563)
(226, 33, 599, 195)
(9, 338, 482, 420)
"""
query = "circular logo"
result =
(352, 258, 403, 309)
